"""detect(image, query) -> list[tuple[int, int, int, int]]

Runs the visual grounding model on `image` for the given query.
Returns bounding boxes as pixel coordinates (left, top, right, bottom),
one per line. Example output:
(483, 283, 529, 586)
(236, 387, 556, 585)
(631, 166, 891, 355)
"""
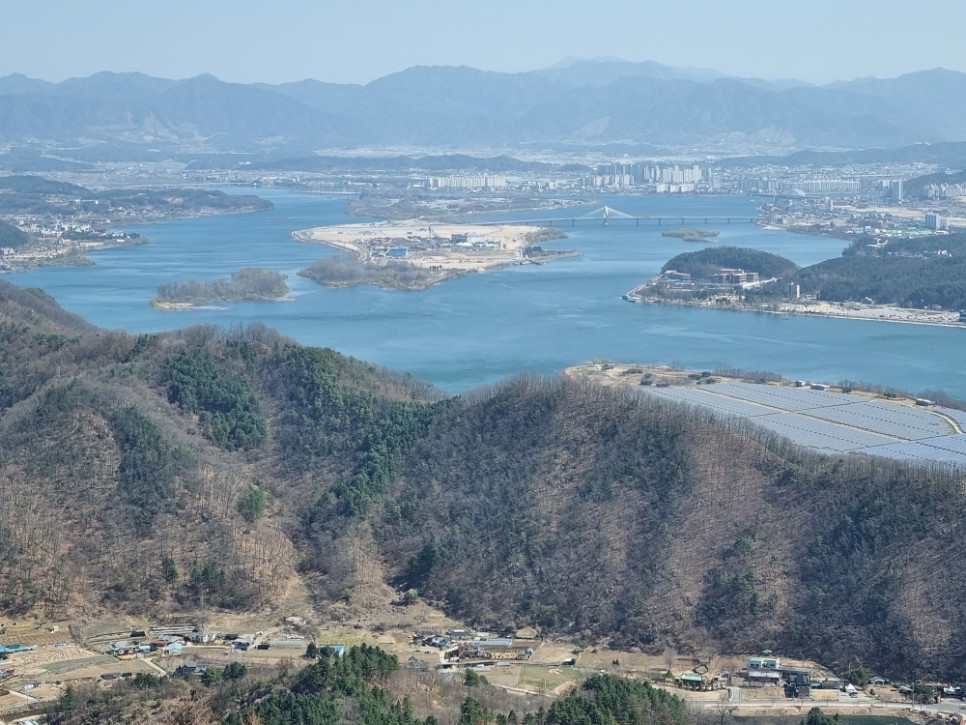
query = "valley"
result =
(1, 279, 966, 694)
(8, 4, 966, 722)
(0, 610, 947, 723)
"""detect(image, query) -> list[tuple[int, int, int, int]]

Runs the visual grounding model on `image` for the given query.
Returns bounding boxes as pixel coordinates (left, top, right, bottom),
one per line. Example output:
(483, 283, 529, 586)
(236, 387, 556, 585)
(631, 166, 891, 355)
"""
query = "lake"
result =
(7, 189, 966, 398)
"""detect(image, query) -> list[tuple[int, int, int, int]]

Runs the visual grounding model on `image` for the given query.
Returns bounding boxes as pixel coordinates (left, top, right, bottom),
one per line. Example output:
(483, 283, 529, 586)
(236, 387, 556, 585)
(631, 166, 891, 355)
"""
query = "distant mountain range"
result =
(2, 60, 966, 155)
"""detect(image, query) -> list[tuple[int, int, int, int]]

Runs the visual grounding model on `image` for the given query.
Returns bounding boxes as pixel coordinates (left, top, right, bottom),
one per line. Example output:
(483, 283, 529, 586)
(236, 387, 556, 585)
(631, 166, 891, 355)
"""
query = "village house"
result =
(457, 638, 535, 661)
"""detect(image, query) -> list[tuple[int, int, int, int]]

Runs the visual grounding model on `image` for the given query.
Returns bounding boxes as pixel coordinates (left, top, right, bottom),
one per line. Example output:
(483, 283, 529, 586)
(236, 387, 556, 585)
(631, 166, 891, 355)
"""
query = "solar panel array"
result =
(636, 381, 966, 468)
(805, 401, 953, 440)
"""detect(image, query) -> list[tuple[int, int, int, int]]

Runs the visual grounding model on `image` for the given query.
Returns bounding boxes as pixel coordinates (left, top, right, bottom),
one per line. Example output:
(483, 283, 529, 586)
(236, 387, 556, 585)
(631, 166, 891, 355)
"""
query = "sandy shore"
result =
(292, 219, 562, 273)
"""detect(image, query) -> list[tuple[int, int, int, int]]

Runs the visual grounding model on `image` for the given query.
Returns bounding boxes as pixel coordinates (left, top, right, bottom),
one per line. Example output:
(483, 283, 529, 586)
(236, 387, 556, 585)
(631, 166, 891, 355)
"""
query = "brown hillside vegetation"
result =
(382, 377, 966, 678)
(0, 282, 435, 622)
(0, 279, 965, 679)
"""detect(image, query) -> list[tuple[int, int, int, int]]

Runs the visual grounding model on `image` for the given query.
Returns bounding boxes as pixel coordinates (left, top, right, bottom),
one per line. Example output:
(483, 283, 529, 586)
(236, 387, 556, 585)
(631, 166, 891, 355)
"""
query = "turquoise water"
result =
(7, 189, 966, 397)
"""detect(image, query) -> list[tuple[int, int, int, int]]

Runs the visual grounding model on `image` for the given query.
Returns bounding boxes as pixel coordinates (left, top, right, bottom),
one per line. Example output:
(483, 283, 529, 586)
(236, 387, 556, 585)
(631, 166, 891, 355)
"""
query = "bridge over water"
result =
(486, 205, 759, 227)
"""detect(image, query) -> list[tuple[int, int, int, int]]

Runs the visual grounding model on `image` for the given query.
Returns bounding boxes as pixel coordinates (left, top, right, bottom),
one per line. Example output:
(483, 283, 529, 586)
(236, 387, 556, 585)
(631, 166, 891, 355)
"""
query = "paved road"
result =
(709, 688, 966, 718)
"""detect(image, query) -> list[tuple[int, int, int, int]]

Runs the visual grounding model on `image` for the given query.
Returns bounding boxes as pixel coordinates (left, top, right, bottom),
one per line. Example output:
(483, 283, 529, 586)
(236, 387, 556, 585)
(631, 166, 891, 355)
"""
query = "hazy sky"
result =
(7, 0, 966, 85)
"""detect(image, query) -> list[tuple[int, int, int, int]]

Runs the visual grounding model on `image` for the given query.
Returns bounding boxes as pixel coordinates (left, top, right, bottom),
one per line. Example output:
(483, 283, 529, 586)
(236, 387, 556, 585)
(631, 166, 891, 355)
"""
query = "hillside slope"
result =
(378, 378, 966, 677)
(0, 282, 437, 622)
(1, 279, 964, 679)
(792, 234, 966, 309)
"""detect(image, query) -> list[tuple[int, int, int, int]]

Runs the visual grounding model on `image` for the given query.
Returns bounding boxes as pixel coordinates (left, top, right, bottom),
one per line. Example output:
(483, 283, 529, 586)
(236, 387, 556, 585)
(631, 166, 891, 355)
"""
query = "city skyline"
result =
(6, 0, 966, 86)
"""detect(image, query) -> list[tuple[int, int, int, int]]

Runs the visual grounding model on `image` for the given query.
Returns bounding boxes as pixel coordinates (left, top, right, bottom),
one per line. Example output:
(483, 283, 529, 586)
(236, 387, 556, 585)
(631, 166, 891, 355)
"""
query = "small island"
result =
(151, 267, 289, 309)
(292, 220, 575, 290)
(661, 228, 720, 242)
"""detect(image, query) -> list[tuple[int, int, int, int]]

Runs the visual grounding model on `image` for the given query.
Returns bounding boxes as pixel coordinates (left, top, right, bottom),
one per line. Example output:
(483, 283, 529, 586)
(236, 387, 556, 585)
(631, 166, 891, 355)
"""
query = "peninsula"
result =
(292, 220, 574, 290)
(626, 242, 966, 329)
(0, 176, 272, 272)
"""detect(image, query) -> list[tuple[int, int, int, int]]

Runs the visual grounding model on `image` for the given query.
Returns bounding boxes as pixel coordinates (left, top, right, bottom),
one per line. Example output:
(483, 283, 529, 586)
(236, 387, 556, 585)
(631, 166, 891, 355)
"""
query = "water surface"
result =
(9, 190, 965, 398)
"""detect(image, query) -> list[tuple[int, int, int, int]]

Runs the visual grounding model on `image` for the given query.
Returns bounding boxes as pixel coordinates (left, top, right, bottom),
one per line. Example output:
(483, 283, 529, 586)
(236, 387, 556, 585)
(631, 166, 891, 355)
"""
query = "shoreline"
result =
(291, 228, 368, 259)
(150, 292, 291, 311)
(150, 300, 228, 311)
(2, 205, 269, 273)
(298, 251, 581, 291)
(624, 287, 966, 329)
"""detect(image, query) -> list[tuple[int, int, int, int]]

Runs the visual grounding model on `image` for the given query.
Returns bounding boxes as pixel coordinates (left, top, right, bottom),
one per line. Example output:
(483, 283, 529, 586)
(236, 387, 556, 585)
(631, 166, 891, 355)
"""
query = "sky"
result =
(6, 0, 966, 86)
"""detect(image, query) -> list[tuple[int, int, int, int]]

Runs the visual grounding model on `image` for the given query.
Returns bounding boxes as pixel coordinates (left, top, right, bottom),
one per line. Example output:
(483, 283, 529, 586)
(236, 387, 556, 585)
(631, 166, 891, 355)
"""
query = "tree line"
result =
(47, 643, 688, 725)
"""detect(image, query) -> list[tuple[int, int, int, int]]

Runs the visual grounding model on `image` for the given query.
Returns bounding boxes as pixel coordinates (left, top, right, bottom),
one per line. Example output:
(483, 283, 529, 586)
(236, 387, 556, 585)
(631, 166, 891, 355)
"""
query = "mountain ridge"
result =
(1, 62, 964, 152)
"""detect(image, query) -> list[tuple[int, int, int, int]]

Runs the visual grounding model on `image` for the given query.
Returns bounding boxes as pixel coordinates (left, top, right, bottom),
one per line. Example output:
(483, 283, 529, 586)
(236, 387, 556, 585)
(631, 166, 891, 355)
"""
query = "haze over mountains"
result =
(3, 59, 966, 154)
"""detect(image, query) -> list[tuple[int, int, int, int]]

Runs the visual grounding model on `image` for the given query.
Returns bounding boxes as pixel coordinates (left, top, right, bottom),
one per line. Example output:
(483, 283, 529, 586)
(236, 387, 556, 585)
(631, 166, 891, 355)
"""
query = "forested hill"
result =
(902, 168, 966, 198)
(2, 278, 966, 679)
(662, 246, 798, 279)
(0, 279, 440, 619)
(0, 219, 30, 247)
(793, 234, 966, 308)
(662, 238, 966, 310)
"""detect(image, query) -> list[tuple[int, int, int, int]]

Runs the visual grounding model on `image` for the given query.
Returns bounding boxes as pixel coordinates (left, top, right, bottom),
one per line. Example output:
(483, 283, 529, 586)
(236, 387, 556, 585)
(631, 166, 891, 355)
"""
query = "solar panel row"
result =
(916, 435, 966, 455)
(754, 413, 897, 452)
(939, 408, 966, 429)
(862, 400, 954, 429)
(858, 442, 966, 467)
(710, 383, 851, 411)
(637, 387, 773, 418)
(804, 402, 952, 440)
